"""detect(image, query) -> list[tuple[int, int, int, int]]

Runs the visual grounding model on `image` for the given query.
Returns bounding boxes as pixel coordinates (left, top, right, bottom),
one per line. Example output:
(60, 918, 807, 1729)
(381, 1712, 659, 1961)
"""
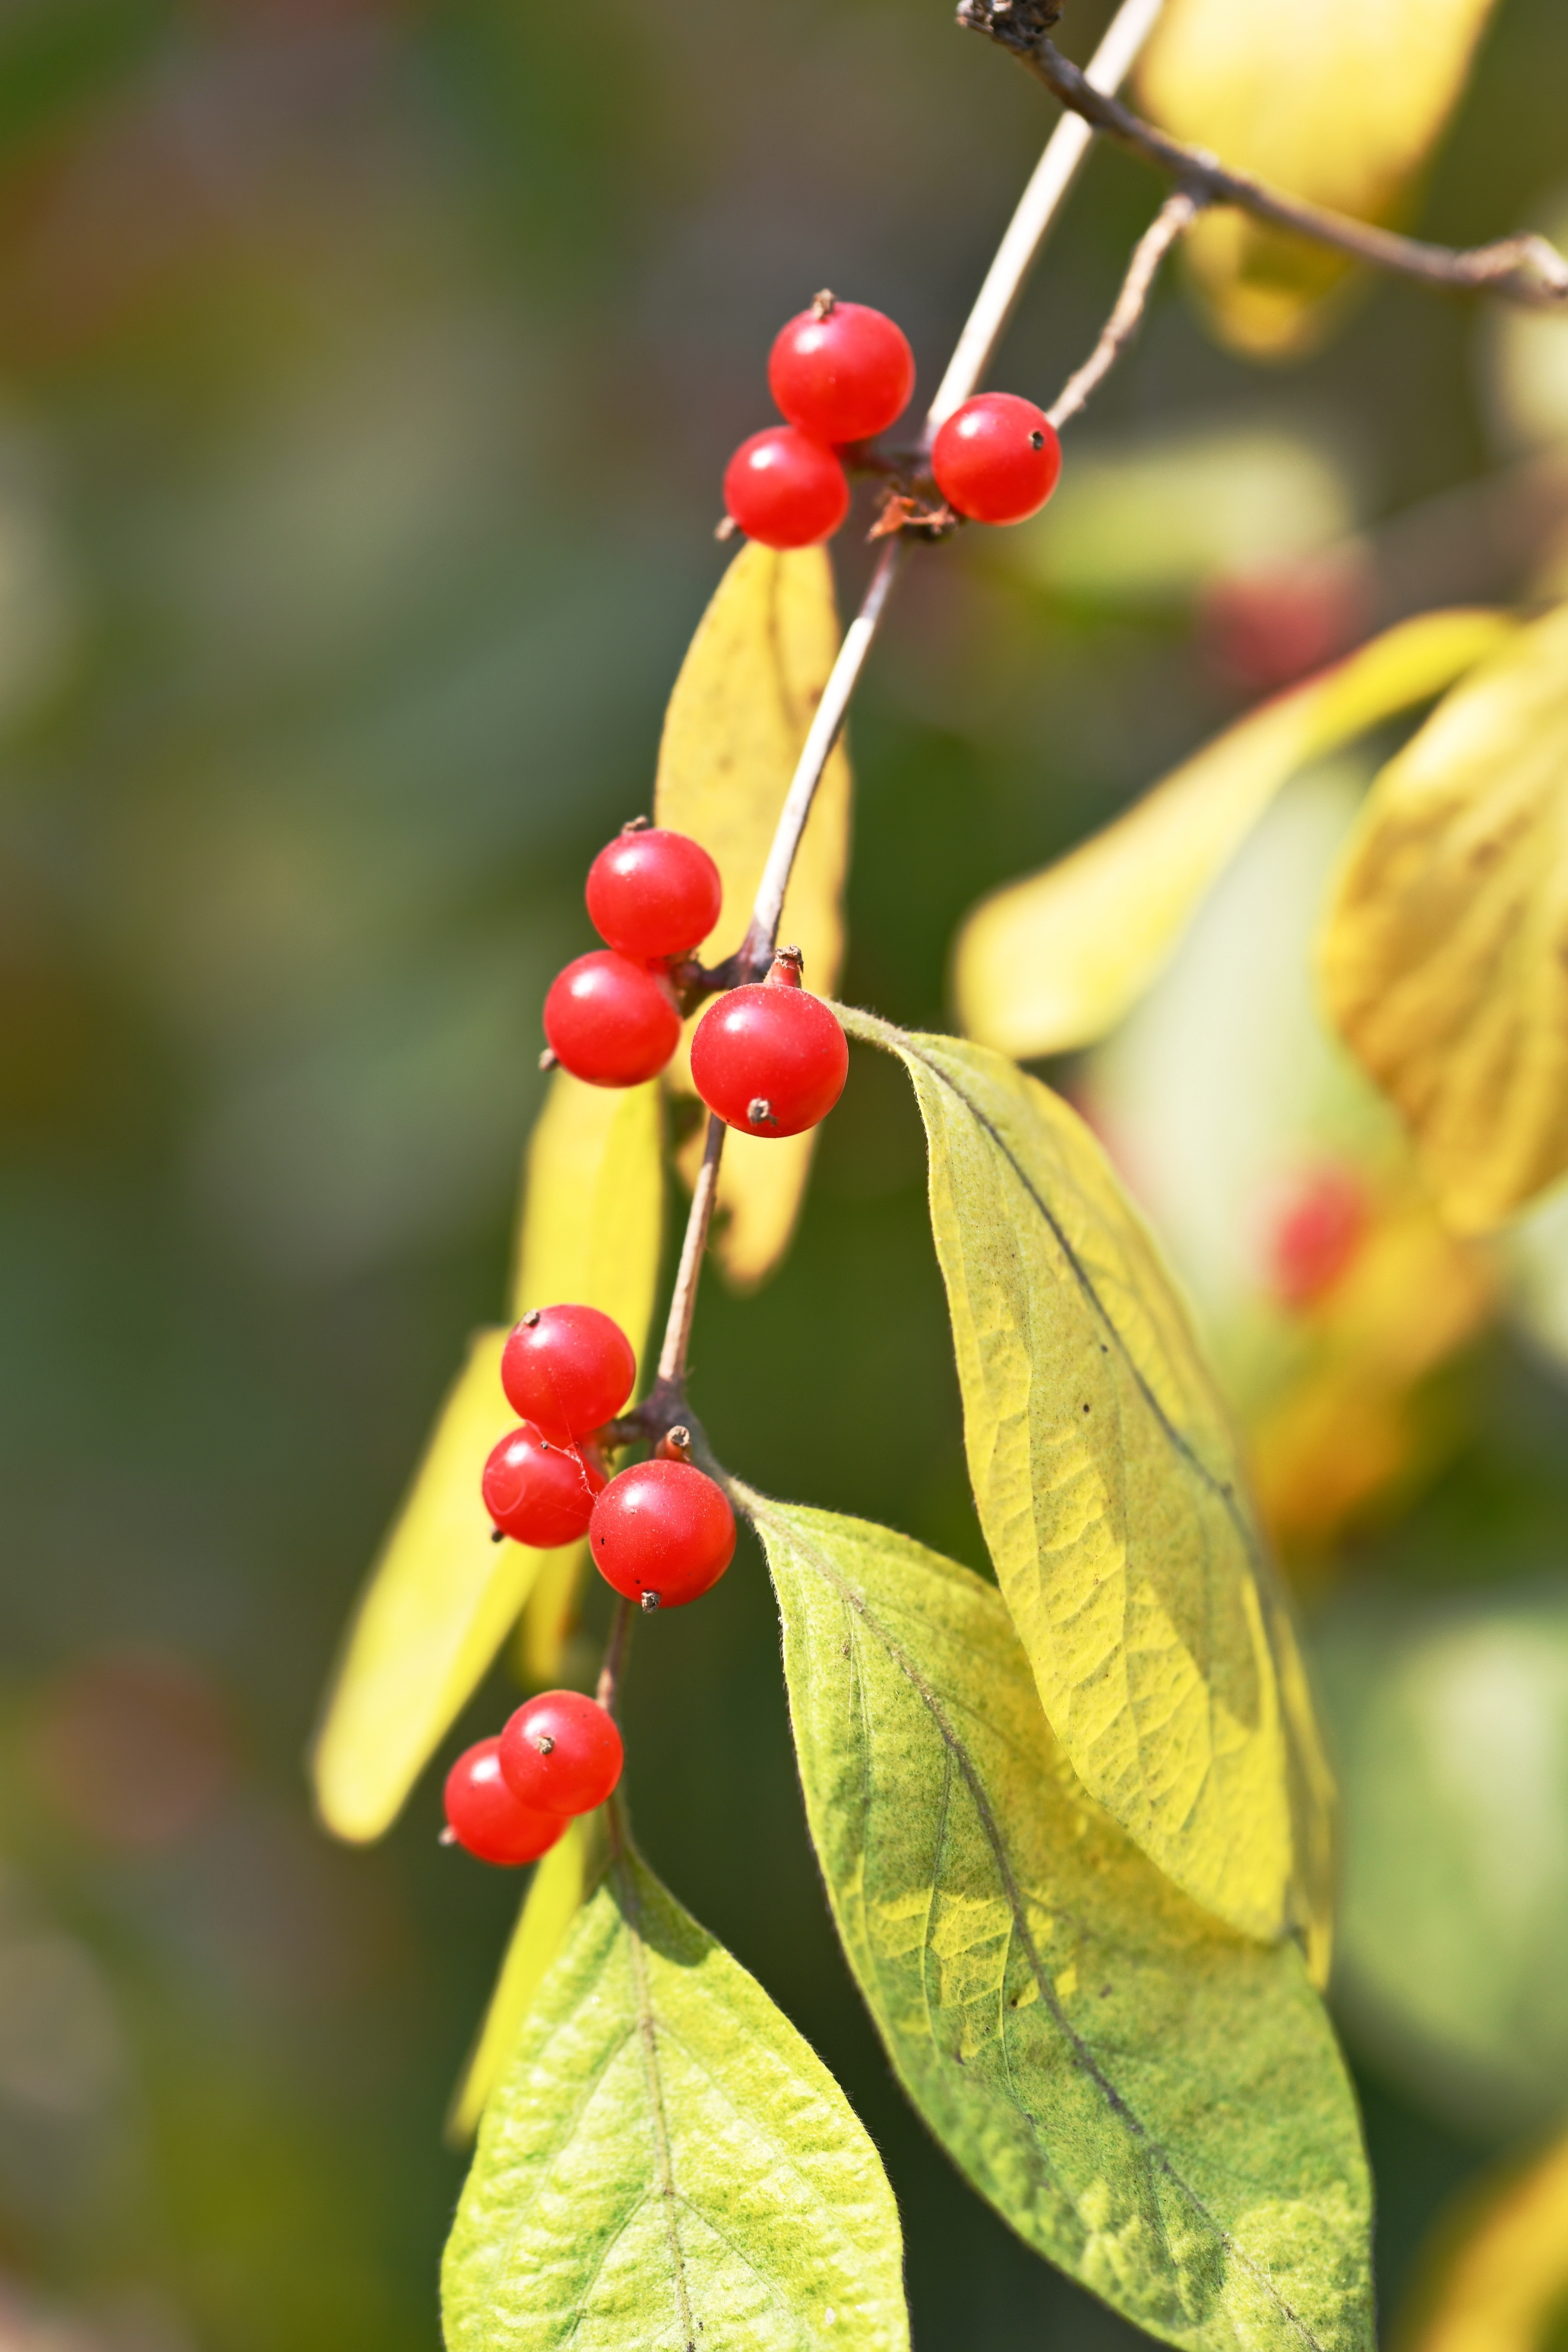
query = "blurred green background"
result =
(4, 1, 1568, 2345)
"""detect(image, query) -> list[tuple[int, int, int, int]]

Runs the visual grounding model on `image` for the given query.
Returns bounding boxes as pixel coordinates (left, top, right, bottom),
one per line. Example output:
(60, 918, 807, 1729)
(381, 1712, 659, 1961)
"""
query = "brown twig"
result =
(1046, 188, 1199, 429)
(654, 1111, 727, 1390)
(958, 4, 1568, 311)
(596, 1595, 635, 1717)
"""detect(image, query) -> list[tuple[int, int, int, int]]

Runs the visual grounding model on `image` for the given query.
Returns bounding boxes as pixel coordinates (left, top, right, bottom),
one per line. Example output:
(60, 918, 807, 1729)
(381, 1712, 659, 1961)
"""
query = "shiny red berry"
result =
(482, 1424, 605, 1548)
(543, 950, 681, 1087)
(586, 824, 722, 962)
(768, 297, 915, 444)
(499, 1690, 624, 1816)
(501, 1304, 635, 1444)
(444, 1738, 566, 1867)
(689, 951, 848, 1139)
(723, 428, 849, 550)
(590, 1460, 736, 1610)
(931, 393, 1062, 525)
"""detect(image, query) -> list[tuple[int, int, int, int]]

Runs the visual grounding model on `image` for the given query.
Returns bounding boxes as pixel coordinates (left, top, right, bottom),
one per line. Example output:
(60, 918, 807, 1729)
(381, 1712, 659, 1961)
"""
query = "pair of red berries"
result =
(721, 293, 1064, 548)
(444, 1687, 623, 1867)
(542, 823, 849, 1141)
(482, 1301, 738, 1608)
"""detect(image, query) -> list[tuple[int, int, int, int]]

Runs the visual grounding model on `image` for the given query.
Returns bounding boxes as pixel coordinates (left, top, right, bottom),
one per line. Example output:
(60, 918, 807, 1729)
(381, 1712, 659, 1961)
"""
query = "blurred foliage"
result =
(0, 0, 1566, 2346)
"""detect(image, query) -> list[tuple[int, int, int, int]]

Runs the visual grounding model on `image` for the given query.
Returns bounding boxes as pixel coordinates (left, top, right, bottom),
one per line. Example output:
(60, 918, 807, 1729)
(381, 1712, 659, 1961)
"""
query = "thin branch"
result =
(636, 0, 1167, 1449)
(596, 1596, 634, 1717)
(656, 1111, 726, 1388)
(927, 0, 1168, 431)
(958, 4, 1568, 311)
(1046, 188, 1198, 430)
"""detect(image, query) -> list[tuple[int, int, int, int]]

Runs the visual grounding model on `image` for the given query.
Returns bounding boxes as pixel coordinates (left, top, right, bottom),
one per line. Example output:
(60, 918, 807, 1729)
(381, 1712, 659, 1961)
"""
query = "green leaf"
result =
(745, 1492, 1372, 2352)
(448, 1811, 609, 2145)
(953, 611, 1513, 1062)
(312, 1070, 663, 1843)
(838, 1007, 1334, 1972)
(1319, 601, 1568, 1231)
(656, 540, 852, 1289)
(442, 1819, 909, 2352)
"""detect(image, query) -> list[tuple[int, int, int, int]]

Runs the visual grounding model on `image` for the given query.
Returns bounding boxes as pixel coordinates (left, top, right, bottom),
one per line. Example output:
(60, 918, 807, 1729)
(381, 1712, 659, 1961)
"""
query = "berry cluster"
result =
(542, 820, 849, 1140)
(720, 289, 1064, 548)
(447, 1300, 741, 1864)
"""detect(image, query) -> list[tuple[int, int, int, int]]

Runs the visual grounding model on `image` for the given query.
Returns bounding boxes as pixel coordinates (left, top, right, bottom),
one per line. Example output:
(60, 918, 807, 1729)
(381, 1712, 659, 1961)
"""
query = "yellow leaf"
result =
(507, 1070, 664, 1338)
(512, 1538, 588, 1690)
(1397, 2132, 1568, 2352)
(656, 541, 851, 1287)
(842, 1008, 1336, 1975)
(1137, 0, 1502, 358)
(954, 610, 1513, 1062)
(1320, 602, 1568, 1231)
(312, 1329, 538, 1843)
(447, 1810, 609, 2144)
(313, 1073, 664, 1844)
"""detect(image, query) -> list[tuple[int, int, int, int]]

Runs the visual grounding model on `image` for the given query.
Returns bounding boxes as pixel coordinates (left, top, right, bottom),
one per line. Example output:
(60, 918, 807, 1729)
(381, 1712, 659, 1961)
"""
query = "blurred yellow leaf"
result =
(312, 1328, 534, 1842)
(1249, 1188, 1494, 1550)
(1397, 2132, 1568, 2352)
(842, 1008, 1335, 1976)
(313, 1073, 664, 1844)
(1137, 0, 1501, 358)
(955, 610, 1513, 1063)
(447, 1810, 609, 2144)
(656, 541, 851, 1288)
(512, 1537, 588, 1690)
(1321, 602, 1568, 1232)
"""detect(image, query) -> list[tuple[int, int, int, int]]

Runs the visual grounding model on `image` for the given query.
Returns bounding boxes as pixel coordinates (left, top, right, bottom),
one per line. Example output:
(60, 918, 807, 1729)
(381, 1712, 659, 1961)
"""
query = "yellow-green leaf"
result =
(512, 1538, 588, 1691)
(312, 1329, 539, 1843)
(442, 1822, 909, 2352)
(1137, 0, 1501, 359)
(953, 610, 1513, 1063)
(1397, 2132, 1568, 2352)
(447, 1810, 609, 2144)
(656, 541, 852, 1287)
(508, 1070, 664, 1339)
(839, 1007, 1335, 1971)
(746, 1494, 1372, 2352)
(312, 1071, 663, 1844)
(1320, 602, 1568, 1232)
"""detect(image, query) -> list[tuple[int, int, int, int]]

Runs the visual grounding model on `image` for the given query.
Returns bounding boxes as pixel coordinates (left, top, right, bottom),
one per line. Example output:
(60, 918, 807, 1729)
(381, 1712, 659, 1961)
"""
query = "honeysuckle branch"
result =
(959, 1, 1568, 311)
(639, 0, 1166, 1421)
(1045, 188, 1199, 429)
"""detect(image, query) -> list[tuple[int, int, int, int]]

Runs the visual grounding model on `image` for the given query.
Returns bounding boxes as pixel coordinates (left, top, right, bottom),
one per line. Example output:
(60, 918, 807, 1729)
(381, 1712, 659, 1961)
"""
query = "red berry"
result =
(1259, 1167, 1367, 1309)
(723, 428, 849, 550)
(543, 950, 681, 1087)
(501, 1304, 635, 1444)
(586, 824, 722, 962)
(590, 1459, 736, 1610)
(931, 393, 1062, 526)
(768, 298, 915, 444)
(482, 1424, 605, 1548)
(444, 1738, 566, 1867)
(689, 952, 848, 1138)
(499, 1690, 623, 1816)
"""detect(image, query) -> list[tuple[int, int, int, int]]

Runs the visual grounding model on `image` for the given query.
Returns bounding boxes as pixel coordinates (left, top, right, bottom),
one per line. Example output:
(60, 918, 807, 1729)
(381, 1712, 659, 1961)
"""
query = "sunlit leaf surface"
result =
(656, 540, 851, 1287)
(1320, 602, 1568, 1232)
(841, 1009, 1334, 1968)
(1137, 0, 1501, 357)
(748, 1494, 1372, 2352)
(954, 612, 1512, 1062)
(1398, 2130, 1568, 2352)
(1315, 1580, 1568, 2140)
(448, 1812, 609, 2145)
(313, 1072, 663, 1842)
(442, 1824, 909, 2352)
